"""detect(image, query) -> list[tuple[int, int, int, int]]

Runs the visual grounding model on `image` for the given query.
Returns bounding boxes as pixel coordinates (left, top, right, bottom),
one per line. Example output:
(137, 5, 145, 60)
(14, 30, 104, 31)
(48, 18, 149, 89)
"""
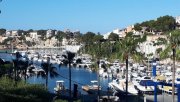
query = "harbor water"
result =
(27, 63, 112, 93)
(0, 51, 112, 94)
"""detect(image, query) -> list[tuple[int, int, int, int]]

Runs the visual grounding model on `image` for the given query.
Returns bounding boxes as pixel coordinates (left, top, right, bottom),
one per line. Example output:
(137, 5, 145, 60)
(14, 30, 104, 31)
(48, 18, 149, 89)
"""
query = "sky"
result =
(0, 0, 180, 34)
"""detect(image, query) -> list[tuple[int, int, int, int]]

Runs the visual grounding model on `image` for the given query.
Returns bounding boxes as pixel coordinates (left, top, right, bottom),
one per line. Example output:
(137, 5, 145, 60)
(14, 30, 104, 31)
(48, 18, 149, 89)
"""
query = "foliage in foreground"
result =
(0, 77, 52, 102)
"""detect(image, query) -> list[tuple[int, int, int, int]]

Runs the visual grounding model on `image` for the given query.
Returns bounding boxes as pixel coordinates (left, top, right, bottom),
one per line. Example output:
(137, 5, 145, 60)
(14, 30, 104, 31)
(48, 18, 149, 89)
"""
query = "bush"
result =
(0, 77, 52, 102)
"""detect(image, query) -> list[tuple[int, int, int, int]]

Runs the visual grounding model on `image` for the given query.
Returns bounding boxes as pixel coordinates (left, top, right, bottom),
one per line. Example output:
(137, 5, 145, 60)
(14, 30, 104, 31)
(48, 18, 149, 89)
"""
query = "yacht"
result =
(109, 79, 138, 95)
(133, 76, 155, 94)
(82, 80, 101, 94)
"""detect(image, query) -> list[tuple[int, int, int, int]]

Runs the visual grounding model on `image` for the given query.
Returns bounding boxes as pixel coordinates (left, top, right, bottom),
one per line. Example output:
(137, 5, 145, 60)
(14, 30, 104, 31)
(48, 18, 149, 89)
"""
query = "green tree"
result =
(0, 28, 6, 36)
(41, 57, 59, 88)
(55, 31, 66, 42)
(135, 15, 176, 32)
(119, 33, 143, 101)
(13, 52, 23, 82)
(17, 30, 24, 36)
(159, 30, 180, 60)
(27, 29, 34, 33)
(1, 37, 13, 45)
(81, 32, 96, 44)
(108, 32, 119, 41)
(63, 51, 75, 100)
(74, 32, 83, 44)
(176, 49, 180, 61)
(134, 23, 142, 31)
(154, 38, 167, 46)
(155, 15, 175, 32)
(18, 60, 29, 82)
(169, 30, 180, 102)
(170, 30, 180, 46)
(81, 32, 96, 53)
(0, 59, 13, 77)
(37, 30, 47, 40)
(19, 34, 26, 41)
(93, 34, 104, 42)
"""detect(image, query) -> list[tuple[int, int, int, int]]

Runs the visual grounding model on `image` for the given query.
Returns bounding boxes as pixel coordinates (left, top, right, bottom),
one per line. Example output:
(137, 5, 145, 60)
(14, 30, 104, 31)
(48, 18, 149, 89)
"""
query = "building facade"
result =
(29, 31, 38, 40)
(176, 16, 180, 29)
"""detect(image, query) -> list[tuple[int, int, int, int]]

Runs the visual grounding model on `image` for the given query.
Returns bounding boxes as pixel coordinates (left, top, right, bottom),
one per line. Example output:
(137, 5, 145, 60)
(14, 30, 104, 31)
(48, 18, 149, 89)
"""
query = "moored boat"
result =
(109, 79, 138, 95)
(82, 80, 101, 94)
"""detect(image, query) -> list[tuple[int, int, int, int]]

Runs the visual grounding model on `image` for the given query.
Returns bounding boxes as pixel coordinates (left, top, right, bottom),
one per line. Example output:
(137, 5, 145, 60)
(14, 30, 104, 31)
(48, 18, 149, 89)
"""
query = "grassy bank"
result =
(0, 77, 52, 102)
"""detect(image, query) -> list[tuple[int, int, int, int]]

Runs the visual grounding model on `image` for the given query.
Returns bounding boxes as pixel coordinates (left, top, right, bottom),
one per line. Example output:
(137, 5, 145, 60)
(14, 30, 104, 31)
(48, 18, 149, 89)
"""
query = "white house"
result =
(139, 35, 167, 58)
(5, 30, 11, 37)
(125, 25, 134, 33)
(62, 38, 68, 46)
(0, 36, 8, 43)
(103, 28, 127, 39)
(25, 36, 32, 41)
(29, 31, 38, 40)
(133, 30, 143, 36)
(103, 32, 110, 39)
(146, 35, 167, 42)
(139, 41, 156, 58)
(46, 29, 53, 38)
(11, 30, 18, 36)
(176, 16, 180, 29)
(44, 37, 57, 47)
(176, 16, 180, 24)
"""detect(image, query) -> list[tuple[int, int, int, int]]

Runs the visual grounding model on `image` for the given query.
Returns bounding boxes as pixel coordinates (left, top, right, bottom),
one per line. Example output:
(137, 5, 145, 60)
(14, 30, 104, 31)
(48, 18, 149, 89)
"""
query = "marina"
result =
(0, 49, 180, 102)
(0, 1, 180, 102)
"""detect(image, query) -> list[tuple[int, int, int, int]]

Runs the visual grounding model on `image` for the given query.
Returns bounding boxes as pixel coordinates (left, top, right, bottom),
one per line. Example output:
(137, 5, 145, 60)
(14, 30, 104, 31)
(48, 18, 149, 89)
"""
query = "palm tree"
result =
(12, 52, 31, 83)
(119, 33, 143, 102)
(62, 51, 75, 100)
(13, 52, 22, 82)
(169, 30, 180, 102)
(0, 58, 13, 77)
(41, 57, 59, 88)
(18, 60, 29, 82)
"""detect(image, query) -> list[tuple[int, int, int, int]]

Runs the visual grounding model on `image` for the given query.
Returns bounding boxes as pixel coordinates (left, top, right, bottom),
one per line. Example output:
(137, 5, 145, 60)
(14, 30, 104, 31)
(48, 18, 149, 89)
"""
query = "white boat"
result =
(133, 76, 155, 94)
(99, 68, 104, 76)
(29, 65, 45, 74)
(33, 57, 38, 61)
(102, 72, 108, 78)
(109, 79, 138, 95)
(37, 59, 42, 62)
(82, 80, 101, 94)
(138, 65, 146, 71)
(54, 80, 65, 92)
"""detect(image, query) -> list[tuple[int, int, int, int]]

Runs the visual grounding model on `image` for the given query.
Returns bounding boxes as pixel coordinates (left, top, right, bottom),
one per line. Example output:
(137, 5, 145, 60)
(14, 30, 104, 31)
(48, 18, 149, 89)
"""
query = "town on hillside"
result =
(0, 15, 180, 58)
